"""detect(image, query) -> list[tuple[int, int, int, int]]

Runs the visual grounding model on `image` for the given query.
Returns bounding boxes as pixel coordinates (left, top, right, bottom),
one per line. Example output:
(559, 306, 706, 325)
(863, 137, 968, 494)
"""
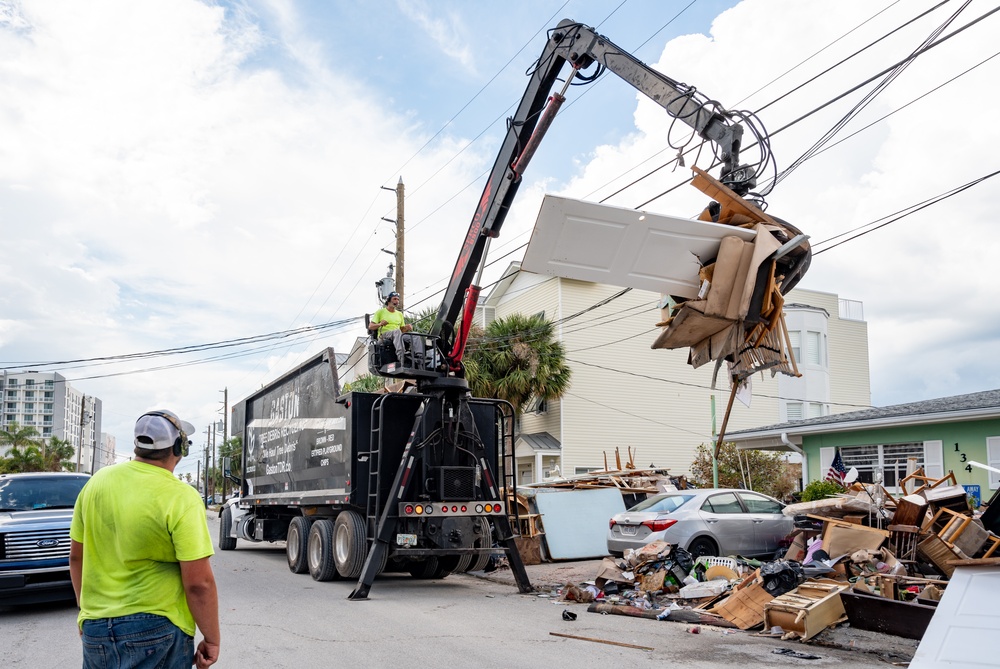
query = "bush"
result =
(800, 479, 843, 502)
(688, 442, 797, 500)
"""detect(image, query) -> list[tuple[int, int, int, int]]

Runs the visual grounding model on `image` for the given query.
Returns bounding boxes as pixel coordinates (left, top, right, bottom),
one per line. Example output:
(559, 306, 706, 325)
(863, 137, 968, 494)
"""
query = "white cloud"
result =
(396, 0, 476, 74)
(2, 0, 998, 461)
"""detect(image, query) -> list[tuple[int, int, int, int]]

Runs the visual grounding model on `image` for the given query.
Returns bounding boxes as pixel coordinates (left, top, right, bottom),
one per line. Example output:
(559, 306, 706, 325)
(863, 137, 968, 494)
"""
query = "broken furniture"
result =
(887, 524, 921, 574)
(709, 570, 775, 630)
(762, 580, 848, 640)
(924, 507, 990, 558)
(840, 588, 937, 640)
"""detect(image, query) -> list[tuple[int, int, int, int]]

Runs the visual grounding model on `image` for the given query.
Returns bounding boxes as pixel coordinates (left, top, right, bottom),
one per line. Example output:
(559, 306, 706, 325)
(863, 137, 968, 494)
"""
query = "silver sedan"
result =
(607, 488, 793, 558)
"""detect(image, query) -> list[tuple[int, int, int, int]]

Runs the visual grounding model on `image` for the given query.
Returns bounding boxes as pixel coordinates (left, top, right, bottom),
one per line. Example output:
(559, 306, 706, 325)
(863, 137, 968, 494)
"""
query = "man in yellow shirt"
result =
(369, 291, 418, 363)
(70, 410, 220, 669)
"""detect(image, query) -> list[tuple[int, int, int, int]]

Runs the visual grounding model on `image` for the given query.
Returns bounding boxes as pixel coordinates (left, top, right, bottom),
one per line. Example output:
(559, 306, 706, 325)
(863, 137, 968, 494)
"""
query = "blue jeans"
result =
(81, 613, 193, 669)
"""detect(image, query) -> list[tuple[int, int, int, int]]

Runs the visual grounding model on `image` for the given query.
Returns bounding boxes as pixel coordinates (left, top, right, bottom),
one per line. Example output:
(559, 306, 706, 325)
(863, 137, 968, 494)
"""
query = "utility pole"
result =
(210, 422, 216, 503)
(204, 428, 210, 507)
(395, 177, 404, 300)
(75, 394, 86, 472)
(220, 388, 228, 500)
(380, 177, 405, 300)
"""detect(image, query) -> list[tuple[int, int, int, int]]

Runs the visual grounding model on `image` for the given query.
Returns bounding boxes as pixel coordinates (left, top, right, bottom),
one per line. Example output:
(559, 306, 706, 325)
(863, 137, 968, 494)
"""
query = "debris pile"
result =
(552, 469, 998, 649)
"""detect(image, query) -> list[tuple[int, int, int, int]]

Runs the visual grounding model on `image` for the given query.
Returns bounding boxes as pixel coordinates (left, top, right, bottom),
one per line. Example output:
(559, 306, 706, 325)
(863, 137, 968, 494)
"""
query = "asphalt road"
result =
(0, 512, 916, 668)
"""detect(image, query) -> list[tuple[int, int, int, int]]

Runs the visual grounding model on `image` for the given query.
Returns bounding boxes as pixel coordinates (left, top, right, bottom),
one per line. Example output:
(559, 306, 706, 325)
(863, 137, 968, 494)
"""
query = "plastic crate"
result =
(694, 556, 742, 575)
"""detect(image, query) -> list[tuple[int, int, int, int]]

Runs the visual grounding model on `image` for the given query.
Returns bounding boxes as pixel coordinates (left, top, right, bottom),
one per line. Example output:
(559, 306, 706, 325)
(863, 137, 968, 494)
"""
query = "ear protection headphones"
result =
(143, 411, 190, 457)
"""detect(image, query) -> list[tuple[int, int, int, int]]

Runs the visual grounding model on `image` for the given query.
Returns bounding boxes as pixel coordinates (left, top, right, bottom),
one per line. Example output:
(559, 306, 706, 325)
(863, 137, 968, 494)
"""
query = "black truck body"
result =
(221, 348, 524, 596)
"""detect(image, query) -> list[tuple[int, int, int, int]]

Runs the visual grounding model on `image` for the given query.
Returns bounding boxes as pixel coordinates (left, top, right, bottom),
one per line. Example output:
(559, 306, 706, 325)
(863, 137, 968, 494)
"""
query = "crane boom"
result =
(428, 20, 761, 373)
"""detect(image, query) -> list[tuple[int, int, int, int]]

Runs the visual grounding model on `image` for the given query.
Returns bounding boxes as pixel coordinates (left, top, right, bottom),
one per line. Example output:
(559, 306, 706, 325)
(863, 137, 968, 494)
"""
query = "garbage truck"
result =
(219, 18, 810, 600)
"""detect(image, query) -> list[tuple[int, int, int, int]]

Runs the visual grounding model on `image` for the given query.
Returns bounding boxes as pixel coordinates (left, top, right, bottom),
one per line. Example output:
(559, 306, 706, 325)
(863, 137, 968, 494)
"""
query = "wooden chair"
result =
(887, 524, 920, 574)
(899, 468, 957, 496)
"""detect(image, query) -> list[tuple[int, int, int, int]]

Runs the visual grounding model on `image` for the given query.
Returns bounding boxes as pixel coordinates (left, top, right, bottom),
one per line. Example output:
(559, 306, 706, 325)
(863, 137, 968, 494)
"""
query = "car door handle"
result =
(752, 519, 764, 524)
(705, 519, 718, 524)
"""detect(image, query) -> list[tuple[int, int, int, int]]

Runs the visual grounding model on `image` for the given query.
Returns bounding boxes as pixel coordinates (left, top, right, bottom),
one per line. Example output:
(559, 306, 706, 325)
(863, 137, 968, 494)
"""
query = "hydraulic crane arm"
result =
(429, 19, 762, 373)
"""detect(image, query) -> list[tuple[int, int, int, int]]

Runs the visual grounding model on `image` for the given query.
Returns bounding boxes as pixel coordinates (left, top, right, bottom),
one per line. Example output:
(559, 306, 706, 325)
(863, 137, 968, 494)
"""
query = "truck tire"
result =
(286, 516, 312, 574)
(407, 557, 441, 579)
(308, 519, 340, 581)
(465, 518, 493, 573)
(218, 505, 237, 551)
(433, 555, 460, 579)
(333, 511, 367, 579)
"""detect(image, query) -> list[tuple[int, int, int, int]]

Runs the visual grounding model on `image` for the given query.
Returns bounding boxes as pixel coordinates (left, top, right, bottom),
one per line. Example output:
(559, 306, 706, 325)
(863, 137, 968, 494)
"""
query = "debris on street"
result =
(522, 468, 999, 660)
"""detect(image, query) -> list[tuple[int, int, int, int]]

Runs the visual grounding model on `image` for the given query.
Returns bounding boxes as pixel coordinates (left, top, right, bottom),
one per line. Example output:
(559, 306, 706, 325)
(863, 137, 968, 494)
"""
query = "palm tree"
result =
(464, 313, 571, 419)
(43, 436, 77, 472)
(0, 423, 45, 473)
(0, 422, 42, 451)
(1, 444, 44, 473)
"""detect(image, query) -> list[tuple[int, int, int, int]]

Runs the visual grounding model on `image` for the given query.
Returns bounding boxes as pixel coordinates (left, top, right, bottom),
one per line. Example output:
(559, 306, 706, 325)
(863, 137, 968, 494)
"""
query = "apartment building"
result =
(1, 371, 104, 473)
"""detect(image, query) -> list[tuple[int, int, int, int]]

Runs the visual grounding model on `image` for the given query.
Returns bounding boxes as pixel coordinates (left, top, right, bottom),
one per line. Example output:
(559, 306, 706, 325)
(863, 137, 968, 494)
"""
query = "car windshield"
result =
(0, 476, 89, 511)
(628, 493, 694, 514)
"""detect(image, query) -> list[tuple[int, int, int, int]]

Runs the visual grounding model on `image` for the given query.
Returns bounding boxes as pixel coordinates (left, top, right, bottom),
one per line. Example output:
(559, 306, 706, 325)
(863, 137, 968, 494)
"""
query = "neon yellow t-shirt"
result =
(373, 306, 405, 337)
(70, 460, 214, 635)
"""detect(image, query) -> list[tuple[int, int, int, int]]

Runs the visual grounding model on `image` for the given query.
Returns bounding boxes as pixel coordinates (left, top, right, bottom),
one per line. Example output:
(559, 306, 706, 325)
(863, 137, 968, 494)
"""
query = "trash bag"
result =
(662, 546, 694, 587)
(760, 560, 805, 597)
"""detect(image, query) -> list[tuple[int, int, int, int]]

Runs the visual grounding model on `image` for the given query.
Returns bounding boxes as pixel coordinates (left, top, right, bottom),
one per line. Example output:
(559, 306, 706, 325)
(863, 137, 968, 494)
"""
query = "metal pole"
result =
(395, 177, 404, 300)
(221, 388, 228, 501)
(75, 394, 86, 472)
(210, 423, 216, 503)
(90, 420, 98, 473)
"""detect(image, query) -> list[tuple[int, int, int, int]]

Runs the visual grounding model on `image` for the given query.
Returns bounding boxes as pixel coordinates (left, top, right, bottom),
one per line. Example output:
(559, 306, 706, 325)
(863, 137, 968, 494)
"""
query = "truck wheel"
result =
(218, 505, 237, 551)
(333, 511, 367, 579)
(286, 516, 312, 574)
(432, 555, 460, 579)
(308, 519, 340, 581)
(465, 518, 493, 573)
(407, 557, 440, 579)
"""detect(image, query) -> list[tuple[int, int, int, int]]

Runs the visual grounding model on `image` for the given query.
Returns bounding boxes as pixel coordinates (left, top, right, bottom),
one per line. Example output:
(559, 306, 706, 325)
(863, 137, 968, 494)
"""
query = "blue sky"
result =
(2, 0, 999, 475)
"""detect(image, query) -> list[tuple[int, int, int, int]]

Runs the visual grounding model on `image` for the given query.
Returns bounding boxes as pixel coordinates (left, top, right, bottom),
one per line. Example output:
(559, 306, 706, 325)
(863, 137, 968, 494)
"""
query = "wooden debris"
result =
(549, 632, 654, 651)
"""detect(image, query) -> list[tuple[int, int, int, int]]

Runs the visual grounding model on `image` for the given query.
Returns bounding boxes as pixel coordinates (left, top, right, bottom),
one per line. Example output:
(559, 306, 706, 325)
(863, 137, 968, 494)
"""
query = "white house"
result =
(482, 264, 871, 484)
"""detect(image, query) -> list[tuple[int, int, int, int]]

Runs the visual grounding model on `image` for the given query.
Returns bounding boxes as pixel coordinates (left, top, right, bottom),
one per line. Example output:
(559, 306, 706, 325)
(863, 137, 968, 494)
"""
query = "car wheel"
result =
(218, 505, 237, 551)
(307, 519, 341, 581)
(687, 536, 719, 558)
(286, 516, 312, 574)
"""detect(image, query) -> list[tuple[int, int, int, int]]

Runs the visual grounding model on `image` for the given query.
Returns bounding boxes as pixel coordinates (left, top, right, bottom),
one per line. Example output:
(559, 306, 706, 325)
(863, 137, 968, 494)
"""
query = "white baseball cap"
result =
(134, 410, 195, 450)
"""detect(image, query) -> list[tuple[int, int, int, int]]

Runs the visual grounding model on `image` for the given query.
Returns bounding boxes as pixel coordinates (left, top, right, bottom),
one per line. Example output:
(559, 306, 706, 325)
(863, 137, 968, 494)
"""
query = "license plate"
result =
(621, 525, 638, 536)
(396, 533, 417, 547)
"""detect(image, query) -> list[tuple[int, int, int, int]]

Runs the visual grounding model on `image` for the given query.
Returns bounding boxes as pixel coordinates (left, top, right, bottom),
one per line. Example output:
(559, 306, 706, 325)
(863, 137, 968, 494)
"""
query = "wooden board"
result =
(710, 580, 773, 629)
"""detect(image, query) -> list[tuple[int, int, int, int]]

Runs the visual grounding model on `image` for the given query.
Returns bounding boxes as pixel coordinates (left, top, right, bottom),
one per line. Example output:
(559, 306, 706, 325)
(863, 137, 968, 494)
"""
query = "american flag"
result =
(826, 449, 848, 485)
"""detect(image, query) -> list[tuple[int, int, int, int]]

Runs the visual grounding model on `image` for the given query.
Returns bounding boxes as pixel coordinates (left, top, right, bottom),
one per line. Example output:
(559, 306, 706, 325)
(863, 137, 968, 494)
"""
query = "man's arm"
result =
(180, 558, 220, 669)
(69, 540, 83, 608)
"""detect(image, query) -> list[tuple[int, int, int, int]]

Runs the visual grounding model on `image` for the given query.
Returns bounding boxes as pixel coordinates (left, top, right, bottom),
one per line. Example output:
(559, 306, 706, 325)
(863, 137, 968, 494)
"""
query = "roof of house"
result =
(516, 432, 562, 452)
(728, 388, 1000, 448)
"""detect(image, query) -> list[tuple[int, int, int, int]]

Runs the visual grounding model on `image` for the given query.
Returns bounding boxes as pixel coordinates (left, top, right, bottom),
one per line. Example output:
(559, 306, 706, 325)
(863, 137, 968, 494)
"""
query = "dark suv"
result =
(0, 472, 90, 605)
